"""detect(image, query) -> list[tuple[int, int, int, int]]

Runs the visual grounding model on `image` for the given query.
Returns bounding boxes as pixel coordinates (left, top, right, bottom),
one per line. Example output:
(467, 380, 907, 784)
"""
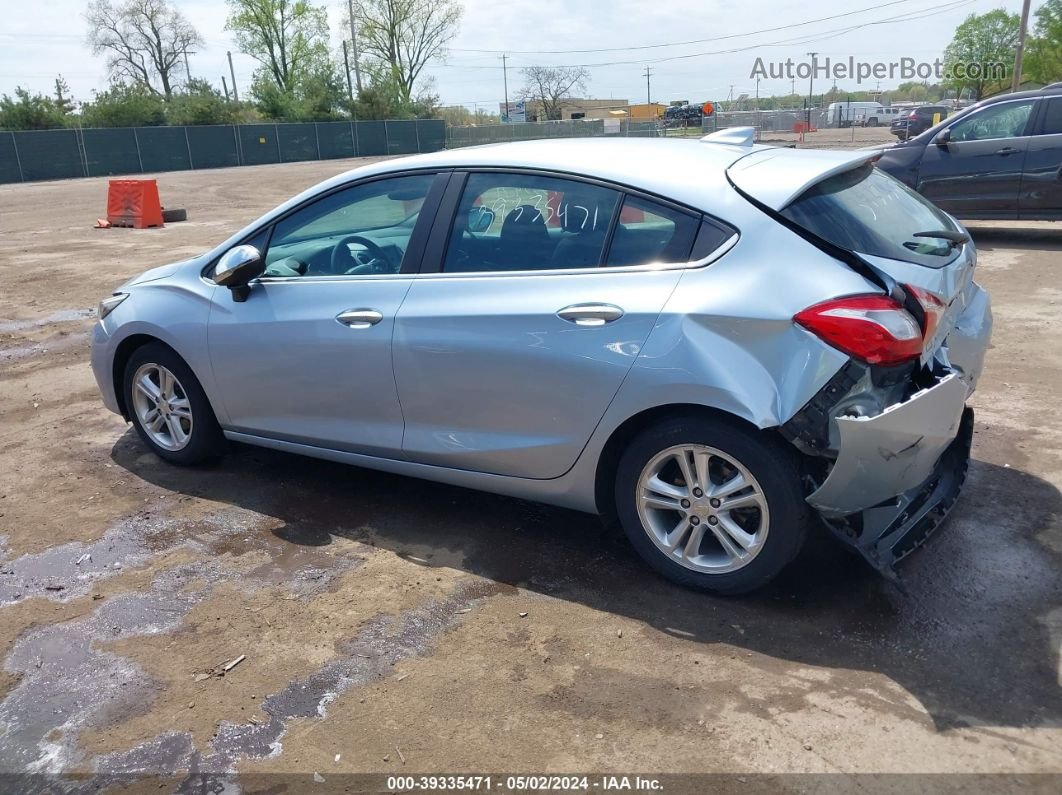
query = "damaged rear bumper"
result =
(825, 406, 973, 575)
(807, 372, 968, 518)
(797, 282, 990, 576)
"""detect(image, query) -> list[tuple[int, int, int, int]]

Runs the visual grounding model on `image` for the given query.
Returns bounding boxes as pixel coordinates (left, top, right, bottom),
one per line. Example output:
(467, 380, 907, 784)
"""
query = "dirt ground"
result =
(0, 152, 1059, 791)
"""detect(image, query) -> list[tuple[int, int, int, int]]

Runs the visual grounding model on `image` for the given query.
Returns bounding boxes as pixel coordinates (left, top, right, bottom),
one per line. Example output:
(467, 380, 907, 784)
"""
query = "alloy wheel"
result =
(130, 362, 194, 452)
(636, 444, 770, 574)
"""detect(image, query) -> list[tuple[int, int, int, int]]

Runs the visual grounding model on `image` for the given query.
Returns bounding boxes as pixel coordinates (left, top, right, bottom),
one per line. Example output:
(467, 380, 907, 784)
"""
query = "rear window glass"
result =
(780, 163, 961, 269)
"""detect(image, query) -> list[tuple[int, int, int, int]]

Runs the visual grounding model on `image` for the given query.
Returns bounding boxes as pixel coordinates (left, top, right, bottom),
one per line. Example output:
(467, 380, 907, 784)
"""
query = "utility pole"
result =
(806, 52, 818, 108)
(342, 40, 354, 102)
(806, 51, 818, 129)
(183, 50, 192, 83)
(227, 51, 239, 102)
(1013, 0, 1033, 92)
(755, 77, 760, 109)
(347, 0, 363, 92)
(501, 53, 510, 122)
(221, 75, 230, 102)
(643, 66, 652, 105)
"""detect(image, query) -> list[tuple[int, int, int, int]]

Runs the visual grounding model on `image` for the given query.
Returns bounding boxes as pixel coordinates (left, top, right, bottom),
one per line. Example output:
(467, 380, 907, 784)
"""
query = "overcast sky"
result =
(0, 0, 1018, 110)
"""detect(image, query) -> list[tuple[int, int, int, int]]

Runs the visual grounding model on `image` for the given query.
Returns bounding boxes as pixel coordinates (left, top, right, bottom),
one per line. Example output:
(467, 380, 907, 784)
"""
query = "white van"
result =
(826, 101, 890, 127)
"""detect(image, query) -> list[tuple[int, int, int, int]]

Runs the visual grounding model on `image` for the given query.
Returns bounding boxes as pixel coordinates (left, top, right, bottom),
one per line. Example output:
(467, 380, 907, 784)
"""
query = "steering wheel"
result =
(330, 235, 392, 275)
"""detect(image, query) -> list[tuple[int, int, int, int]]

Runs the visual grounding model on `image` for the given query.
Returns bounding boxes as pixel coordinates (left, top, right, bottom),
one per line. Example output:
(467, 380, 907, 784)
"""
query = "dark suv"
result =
(876, 84, 1062, 220)
(890, 105, 951, 140)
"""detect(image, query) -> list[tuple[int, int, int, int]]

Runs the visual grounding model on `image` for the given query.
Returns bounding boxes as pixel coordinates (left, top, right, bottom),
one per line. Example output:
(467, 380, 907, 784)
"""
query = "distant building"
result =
(628, 102, 667, 120)
(503, 98, 630, 122)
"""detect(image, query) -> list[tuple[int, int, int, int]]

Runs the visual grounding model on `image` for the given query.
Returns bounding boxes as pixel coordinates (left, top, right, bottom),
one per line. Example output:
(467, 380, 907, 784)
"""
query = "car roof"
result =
(354, 137, 769, 211)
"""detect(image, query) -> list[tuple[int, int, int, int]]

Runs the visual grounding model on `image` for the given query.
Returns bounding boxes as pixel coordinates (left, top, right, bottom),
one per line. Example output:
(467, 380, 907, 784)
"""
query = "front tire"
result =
(123, 343, 225, 465)
(615, 416, 810, 594)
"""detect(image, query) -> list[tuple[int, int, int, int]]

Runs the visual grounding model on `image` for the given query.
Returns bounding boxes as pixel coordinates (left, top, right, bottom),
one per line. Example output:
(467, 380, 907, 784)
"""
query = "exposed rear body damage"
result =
(728, 140, 993, 578)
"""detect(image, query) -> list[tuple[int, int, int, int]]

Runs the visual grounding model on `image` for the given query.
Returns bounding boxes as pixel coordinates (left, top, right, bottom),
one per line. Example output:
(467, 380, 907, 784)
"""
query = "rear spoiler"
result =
(726, 147, 880, 211)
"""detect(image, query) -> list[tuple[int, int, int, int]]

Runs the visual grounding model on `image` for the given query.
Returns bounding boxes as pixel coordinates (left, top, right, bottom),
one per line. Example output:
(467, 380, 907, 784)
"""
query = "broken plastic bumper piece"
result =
(808, 372, 968, 518)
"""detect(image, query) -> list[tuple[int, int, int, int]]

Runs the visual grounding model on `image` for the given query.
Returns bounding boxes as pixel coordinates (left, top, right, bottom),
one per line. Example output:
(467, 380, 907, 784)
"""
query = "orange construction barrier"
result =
(106, 179, 164, 229)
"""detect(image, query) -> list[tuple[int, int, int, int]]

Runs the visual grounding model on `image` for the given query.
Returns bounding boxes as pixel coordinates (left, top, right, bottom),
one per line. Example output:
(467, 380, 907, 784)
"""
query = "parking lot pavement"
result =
(0, 159, 1059, 785)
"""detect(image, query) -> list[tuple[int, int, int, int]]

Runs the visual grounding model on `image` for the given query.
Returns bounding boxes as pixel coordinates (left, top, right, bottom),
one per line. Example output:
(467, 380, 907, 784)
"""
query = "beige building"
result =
(514, 98, 630, 122)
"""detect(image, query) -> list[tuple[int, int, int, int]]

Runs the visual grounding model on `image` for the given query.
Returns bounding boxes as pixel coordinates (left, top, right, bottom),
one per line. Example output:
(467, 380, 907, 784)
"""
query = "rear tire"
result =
(123, 343, 224, 465)
(614, 415, 810, 594)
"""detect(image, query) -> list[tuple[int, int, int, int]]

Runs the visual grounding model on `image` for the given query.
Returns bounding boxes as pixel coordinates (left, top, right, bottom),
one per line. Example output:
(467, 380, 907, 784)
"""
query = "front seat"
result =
(496, 205, 552, 269)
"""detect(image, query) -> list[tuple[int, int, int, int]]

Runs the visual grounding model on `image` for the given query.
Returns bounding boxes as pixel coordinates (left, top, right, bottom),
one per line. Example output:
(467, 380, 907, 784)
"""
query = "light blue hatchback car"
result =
(92, 131, 991, 594)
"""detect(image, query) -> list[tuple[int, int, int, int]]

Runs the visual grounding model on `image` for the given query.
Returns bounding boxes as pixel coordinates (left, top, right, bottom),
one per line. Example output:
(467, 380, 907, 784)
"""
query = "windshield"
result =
(781, 163, 961, 268)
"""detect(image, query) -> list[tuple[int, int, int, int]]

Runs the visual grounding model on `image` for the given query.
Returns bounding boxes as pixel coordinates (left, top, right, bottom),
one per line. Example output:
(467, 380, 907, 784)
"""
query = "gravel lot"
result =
(0, 154, 1059, 789)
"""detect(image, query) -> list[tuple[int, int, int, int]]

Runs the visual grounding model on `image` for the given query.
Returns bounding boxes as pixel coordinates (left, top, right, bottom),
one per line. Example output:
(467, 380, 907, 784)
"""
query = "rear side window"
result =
(781, 163, 961, 269)
(605, 196, 700, 266)
(1037, 97, 1062, 135)
(443, 173, 619, 272)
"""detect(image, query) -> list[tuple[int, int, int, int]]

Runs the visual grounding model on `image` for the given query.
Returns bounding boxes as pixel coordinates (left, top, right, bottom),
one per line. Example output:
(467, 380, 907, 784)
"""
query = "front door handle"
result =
(996, 146, 1020, 156)
(336, 309, 384, 329)
(557, 303, 624, 326)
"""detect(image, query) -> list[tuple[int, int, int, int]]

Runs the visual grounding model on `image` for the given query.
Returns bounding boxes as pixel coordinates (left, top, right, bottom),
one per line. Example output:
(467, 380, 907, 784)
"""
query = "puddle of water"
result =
(0, 512, 366, 780)
(93, 579, 510, 786)
(0, 309, 96, 335)
(0, 512, 254, 607)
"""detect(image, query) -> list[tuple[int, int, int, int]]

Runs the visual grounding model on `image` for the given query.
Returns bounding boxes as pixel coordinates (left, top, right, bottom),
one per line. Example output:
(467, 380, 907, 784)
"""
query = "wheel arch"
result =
(112, 334, 181, 420)
(593, 403, 771, 521)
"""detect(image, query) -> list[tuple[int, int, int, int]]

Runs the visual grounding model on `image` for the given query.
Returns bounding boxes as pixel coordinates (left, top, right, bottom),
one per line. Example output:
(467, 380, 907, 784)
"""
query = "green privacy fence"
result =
(0, 119, 446, 184)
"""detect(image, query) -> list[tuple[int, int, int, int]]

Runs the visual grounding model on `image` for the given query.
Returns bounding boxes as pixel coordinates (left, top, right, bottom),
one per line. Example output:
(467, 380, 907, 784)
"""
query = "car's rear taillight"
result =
(794, 295, 923, 366)
(905, 284, 946, 341)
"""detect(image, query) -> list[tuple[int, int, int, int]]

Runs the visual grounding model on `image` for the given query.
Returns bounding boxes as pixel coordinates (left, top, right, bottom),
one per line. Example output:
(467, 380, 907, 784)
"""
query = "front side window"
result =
(264, 173, 435, 277)
(782, 163, 961, 269)
(948, 100, 1034, 142)
(443, 173, 620, 273)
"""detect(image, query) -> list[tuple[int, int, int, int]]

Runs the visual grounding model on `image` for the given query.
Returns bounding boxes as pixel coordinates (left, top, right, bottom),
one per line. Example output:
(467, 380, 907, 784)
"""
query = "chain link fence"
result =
(446, 119, 668, 147)
(0, 119, 446, 184)
(700, 109, 830, 138)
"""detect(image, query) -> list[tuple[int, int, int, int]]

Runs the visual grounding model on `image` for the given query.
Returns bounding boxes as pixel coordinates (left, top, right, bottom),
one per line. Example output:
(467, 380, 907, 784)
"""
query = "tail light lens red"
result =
(905, 283, 946, 341)
(794, 294, 923, 365)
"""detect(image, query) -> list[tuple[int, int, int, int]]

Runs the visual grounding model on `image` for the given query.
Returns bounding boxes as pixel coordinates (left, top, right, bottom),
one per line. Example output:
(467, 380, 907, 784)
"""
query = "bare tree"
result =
(348, 0, 463, 102)
(226, 0, 331, 93)
(519, 66, 589, 121)
(86, 0, 202, 99)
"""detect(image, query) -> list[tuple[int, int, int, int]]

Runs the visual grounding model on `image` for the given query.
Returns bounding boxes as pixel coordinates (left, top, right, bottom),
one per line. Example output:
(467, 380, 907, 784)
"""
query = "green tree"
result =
(0, 87, 71, 130)
(86, 0, 202, 100)
(166, 79, 239, 125)
(81, 83, 167, 127)
(943, 10, 1019, 100)
(226, 0, 330, 94)
(54, 75, 77, 116)
(1025, 0, 1062, 84)
(345, 0, 462, 103)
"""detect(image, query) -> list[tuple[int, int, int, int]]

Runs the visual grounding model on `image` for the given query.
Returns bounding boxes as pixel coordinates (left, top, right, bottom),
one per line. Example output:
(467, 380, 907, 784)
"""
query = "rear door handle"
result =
(336, 309, 384, 328)
(996, 146, 1020, 156)
(556, 303, 624, 326)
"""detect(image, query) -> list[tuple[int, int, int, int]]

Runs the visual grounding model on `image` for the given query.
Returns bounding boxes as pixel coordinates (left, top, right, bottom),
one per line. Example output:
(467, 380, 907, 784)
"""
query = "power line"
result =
(449, 0, 948, 54)
(434, 0, 977, 72)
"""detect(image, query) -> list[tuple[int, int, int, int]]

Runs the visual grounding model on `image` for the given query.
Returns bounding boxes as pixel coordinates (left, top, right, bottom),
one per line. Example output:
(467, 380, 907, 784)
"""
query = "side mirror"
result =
(935, 128, 951, 147)
(214, 245, 265, 302)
